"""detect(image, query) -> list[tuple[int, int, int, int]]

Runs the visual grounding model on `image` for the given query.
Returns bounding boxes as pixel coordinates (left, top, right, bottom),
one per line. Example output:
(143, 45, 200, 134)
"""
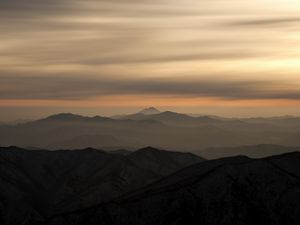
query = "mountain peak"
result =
(138, 107, 160, 115)
(41, 113, 86, 122)
(136, 146, 162, 152)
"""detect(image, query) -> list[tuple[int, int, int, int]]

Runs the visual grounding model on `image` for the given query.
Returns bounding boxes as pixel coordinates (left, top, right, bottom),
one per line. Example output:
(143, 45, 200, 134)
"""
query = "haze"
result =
(1, 0, 300, 121)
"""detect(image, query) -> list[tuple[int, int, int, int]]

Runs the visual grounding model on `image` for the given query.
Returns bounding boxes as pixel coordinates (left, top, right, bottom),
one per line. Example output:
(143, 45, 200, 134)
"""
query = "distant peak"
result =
(138, 107, 160, 115)
(42, 113, 86, 121)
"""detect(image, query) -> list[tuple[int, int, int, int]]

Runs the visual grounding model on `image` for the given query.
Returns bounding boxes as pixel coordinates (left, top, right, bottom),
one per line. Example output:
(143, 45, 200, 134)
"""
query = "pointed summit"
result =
(138, 107, 160, 115)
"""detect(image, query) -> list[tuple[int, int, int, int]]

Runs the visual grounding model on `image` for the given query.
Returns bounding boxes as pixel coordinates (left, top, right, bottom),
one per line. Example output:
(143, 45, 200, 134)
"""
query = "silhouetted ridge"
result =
(41, 113, 87, 122)
(198, 144, 300, 159)
(40, 113, 114, 123)
(80, 147, 107, 153)
(42, 152, 300, 225)
(134, 146, 164, 153)
(0, 146, 203, 225)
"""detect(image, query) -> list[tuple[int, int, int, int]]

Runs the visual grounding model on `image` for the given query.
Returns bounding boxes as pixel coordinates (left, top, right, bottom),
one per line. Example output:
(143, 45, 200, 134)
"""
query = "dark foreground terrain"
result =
(0, 147, 299, 225)
(0, 146, 203, 225)
(44, 152, 300, 225)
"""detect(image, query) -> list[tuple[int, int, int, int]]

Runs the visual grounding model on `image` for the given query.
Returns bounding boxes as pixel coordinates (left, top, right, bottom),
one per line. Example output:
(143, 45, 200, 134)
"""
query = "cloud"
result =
(1, 0, 300, 107)
(0, 0, 287, 68)
(0, 0, 75, 20)
(0, 72, 300, 101)
(229, 17, 300, 27)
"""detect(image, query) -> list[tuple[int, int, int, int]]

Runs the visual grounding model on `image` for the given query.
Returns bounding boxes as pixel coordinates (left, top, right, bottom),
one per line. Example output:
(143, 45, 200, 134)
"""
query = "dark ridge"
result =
(40, 113, 87, 121)
(198, 144, 300, 159)
(133, 146, 164, 153)
(0, 146, 203, 225)
(41, 152, 300, 225)
(37, 113, 115, 124)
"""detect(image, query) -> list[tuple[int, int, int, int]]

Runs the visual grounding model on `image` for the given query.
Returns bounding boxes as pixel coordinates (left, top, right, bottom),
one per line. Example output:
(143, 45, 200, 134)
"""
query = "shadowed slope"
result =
(43, 152, 300, 225)
(0, 146, 203, 225)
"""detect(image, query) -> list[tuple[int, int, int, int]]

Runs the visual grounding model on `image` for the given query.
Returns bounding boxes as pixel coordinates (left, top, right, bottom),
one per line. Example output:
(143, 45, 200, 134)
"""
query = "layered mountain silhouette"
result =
(197, 144, 300, 159)
(1, 110, 300, 154)
(0, 146, 203, 225)
(40, 152, 300, 225)
(120, 110, 219, 126)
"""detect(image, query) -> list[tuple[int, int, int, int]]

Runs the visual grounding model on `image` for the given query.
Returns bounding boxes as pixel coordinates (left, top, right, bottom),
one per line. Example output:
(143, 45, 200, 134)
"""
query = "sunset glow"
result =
(1, 0, 300, 119)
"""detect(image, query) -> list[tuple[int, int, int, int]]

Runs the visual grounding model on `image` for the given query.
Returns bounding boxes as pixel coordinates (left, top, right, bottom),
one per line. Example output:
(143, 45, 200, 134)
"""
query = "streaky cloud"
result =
(0, 72, 300, 101)
(229, 17, 300, 27)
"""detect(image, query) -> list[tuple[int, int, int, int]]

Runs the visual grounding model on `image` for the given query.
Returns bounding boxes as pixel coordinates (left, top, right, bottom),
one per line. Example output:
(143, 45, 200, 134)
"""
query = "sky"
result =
(1, 0, 300, 120)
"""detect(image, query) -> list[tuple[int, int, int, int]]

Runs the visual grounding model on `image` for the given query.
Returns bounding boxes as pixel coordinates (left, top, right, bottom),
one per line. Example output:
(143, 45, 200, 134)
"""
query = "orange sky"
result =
(1, 0, 300, 120)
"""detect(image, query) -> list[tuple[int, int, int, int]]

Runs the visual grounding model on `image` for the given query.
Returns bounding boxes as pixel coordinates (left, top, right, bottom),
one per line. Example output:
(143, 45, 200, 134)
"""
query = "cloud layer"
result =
(1, 0, 300, 114)
(1, 71, 300, 101)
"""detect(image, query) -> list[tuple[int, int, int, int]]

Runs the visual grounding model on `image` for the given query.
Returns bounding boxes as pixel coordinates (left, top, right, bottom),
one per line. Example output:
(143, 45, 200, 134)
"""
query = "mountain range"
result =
(28, 151, 300, 225)
(0, 146, 203, 225)
(197, 144, 300, 159)
(1, 108, 300, 155)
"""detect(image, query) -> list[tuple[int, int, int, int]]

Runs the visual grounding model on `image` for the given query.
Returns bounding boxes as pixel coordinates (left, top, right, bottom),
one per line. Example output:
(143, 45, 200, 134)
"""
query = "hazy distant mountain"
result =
(39, 113, 114, 123)
(138, 107, 161, 115)
(196, 144, 300, 159)
(39, 113, 88, 122)
(43, 152, 300, 225)
(2, 111, 300, 150)
(112, 107, 160, 119)
(0, 146, 203, 225)
(121, 110, 221, 126)
(47, 134, 122, 149)
(242, 115, 300, 127)
(0, 113, 166, 150)
(8, 119, 32, 125)
(0, 119, 32, 126)
(148, 111, 196, 123)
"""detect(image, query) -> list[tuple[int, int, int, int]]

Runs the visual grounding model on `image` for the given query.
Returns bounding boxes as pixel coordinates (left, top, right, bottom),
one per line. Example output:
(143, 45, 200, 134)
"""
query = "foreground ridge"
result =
(41, 152, 300, 225)
(0, 146, 203, 225)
